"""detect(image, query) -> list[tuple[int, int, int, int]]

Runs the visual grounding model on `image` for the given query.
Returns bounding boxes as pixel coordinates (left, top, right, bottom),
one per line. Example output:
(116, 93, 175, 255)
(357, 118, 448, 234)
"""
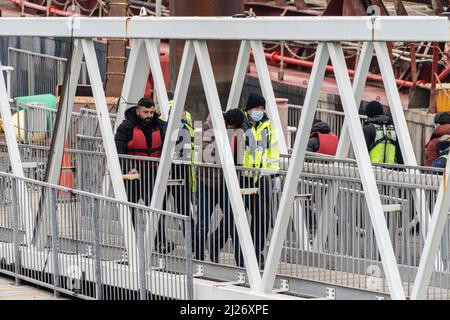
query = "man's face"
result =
(136, 106, 155, 123)
(247, 106, 264, 116)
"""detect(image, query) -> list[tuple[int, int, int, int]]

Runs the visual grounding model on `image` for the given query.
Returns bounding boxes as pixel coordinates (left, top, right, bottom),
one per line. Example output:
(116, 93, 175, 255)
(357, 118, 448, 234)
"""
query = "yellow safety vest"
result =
(243, 113, 280, 182)
(164, 101, 197, 193)
(369, 123, 397, 164)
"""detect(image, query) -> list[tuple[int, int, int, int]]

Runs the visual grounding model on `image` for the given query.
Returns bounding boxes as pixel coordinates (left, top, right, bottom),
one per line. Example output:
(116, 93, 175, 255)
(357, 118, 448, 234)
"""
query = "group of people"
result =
(113, 91, 448, 268)
(115, 93, 283, 267)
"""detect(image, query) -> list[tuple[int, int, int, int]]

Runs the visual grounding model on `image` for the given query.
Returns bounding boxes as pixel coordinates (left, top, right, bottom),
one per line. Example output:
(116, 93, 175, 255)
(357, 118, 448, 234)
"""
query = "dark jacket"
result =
(198, 115, 244, 188)
(425, 124, 450, 167)
(432, 140, 450, 168)
(198, 116, 221, 188)
(307, 121, 332, 152)
(363, 114, 404, 164)
(115, 106, 167, 174)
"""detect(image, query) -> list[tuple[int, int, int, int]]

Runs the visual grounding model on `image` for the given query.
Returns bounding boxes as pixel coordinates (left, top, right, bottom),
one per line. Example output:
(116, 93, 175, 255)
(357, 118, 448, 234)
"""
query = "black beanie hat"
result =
(435, 112, 450, 125)
(245, 93, 266, 111)
(137, 97, 155, 108)
(365, 100, 383, 117)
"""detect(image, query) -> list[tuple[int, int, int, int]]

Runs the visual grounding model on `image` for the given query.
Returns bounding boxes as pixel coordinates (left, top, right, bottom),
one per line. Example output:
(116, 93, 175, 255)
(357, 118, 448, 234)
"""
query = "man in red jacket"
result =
(425, 112, 450, 166)
(307, 118, 338, 156)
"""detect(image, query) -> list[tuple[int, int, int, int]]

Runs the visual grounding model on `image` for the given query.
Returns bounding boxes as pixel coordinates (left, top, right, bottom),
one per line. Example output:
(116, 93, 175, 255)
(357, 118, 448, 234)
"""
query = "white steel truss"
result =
(0, 17, 447, 41)
(32, 39, 138, 269)
(317, 42, 438, 266)
(0, 57, 33, 244)
(0, 16, 449, 299)
(148, 40, 262, 289)
(261, 42, 406, 300)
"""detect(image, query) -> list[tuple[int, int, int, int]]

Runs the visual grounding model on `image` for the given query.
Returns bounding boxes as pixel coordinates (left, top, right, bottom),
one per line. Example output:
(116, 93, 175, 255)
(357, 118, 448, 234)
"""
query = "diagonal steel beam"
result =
(0, 57, 33, 244)
(326, 42, 405, 300)
(226, 40, 251, 112)
(114, 39, 149, 131)
(261, 42, 330, 293)
(33, 39, 84, 249)
(250, 40, 288, 155)
(411, 152, 450, 299)
(148, 40, 196, 264)
(314, 42, 374, 252)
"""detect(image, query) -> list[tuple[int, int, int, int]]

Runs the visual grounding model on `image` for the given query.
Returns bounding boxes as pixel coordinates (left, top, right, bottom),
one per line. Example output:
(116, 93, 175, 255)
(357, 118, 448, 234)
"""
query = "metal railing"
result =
(9, 102, 116, 151)
(7, 47, 87, 98)
(1, 142, 449, 298)
(0, 171, 193, 300)
(287, 103, 367, 152)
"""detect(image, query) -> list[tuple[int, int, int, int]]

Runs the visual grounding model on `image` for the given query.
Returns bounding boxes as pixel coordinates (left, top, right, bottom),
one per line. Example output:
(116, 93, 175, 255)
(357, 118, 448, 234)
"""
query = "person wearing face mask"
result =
(425, 112, 450, 167)
(115, 97, 167, 230)
(239, 93, 281, 268)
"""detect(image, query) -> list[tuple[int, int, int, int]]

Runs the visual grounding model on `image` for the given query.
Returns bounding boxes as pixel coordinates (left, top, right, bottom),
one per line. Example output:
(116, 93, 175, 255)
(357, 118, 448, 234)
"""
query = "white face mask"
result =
(250, 111, 264, 122)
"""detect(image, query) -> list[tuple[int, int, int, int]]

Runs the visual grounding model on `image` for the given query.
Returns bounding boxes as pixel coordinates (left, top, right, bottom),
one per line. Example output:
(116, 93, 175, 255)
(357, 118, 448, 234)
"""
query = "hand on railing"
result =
(272, 176, 281, 193)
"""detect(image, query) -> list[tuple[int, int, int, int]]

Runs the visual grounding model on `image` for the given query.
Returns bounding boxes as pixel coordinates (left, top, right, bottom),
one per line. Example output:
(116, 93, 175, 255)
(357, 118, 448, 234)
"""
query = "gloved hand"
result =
(272, 176, 281, 193)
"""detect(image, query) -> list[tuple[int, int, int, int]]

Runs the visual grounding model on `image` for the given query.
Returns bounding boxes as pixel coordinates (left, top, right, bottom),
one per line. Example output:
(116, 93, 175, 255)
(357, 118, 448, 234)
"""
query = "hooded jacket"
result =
(363, 114, 404, 164)
(432, 139, 450, 168)
(307, 121, 338, 155)
(425, 124, 450, 167)
(115, 106, 167, 173)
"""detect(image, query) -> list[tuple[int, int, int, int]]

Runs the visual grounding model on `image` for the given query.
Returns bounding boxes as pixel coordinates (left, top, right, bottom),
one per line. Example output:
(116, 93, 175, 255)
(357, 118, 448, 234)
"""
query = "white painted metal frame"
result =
(226, 40, 288, 155)
(0, 58, 33, 244)
(148, 40, 262, 289)
(1, 16, 449, 299)
(334, 42, 439, 264)
(314, 41, 374, 251)
(33, 39, 84, 249)
(411, 154, 450, 299)
(0, 17, 448, 41)
(260, 42, 406, 300)
(32, 39, 137, 269)
(262, 43, 331, 294)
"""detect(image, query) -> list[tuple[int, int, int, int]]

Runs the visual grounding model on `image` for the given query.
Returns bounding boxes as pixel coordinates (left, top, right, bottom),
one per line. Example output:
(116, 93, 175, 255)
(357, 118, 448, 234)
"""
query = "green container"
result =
(15, 94, 57, 130)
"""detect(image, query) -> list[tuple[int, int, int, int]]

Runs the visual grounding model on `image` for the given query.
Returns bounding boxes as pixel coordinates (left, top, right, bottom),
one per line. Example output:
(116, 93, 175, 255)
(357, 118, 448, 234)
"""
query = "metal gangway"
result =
(0, 16, 449, 300)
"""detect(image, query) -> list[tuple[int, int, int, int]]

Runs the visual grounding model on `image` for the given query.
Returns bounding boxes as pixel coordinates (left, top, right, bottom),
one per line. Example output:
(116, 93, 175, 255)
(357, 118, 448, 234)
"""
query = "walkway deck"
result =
(0, 275, 64, 300)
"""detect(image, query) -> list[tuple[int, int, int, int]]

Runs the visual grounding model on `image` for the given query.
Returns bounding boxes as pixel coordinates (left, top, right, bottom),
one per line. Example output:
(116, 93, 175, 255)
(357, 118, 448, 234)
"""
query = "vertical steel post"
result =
(137, 207, 147, 300)
(185, 217, 194, 300)
(49, 187, 60, 298)
(11, 178, 21, 286)
(92, 197, 103, 300)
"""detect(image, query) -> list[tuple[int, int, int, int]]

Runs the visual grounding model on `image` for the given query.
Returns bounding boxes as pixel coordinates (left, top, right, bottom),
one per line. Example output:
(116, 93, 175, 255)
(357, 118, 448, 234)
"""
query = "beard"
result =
(139, 116, 153, 126)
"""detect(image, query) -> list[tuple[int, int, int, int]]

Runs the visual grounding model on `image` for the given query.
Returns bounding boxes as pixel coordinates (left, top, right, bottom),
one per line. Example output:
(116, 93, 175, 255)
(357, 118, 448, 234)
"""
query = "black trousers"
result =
(158, 164, 194, 248)
(197, 175, 272, 268)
